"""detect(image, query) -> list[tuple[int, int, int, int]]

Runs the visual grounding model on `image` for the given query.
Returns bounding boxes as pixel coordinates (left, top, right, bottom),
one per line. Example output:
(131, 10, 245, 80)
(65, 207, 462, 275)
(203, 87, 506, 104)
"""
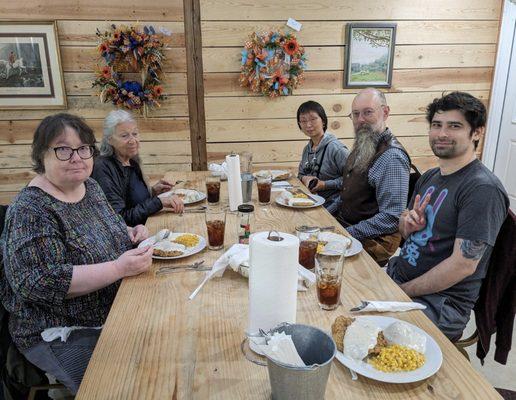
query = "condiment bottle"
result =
(237, 204, 254, 244)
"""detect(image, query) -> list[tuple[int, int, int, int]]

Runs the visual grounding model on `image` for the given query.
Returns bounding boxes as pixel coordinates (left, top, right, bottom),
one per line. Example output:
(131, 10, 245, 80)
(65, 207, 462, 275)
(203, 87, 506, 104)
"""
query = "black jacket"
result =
(91, 155, 162, 226)
(475, 209, 516, 364)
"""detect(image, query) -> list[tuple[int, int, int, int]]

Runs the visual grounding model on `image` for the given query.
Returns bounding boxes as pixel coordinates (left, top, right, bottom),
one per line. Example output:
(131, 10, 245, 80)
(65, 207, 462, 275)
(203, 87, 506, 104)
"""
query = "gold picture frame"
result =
(0, 21, 67, 109)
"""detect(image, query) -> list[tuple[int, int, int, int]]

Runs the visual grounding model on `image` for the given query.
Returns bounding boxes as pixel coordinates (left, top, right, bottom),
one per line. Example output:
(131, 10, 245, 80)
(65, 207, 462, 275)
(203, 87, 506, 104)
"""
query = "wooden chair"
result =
(28, 382, 67, 400)
(454, 329, 479, 361)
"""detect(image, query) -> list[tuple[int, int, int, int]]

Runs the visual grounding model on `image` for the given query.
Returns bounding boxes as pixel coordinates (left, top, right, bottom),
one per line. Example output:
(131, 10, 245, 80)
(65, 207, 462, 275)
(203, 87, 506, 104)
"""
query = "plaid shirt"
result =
(345, 130, 410, 240)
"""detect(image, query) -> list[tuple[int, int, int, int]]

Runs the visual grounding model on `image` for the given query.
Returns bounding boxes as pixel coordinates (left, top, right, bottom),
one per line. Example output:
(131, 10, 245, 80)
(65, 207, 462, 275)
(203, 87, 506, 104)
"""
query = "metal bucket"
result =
(265, 323, 336, 400)
(241, 172, 254, 203)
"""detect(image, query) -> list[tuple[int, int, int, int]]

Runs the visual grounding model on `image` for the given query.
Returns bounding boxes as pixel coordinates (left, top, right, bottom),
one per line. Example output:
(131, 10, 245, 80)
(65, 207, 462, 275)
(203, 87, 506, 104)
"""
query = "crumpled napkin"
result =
(189, 244, 315, 299)
(222, 244, 315, 291)
(256, 332, 306, 367)
(208, 162, 228, 180)
(351, 300, 426, 313)
(41, 326, 102, 342)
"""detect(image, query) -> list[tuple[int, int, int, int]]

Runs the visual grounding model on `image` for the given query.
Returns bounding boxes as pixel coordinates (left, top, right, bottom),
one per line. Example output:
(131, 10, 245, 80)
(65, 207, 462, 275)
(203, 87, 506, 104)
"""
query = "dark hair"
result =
(297, 101, 328, 132)
(426, 91, 486, 150)
(31, 113, 97, 174)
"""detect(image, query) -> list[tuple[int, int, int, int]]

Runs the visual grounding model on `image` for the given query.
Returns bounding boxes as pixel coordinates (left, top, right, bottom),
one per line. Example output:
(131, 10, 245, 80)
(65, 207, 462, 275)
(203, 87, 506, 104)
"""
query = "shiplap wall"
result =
(200, 0, 501, 170)
(0, 0, 504, 202)
(0, 0, 190, 203)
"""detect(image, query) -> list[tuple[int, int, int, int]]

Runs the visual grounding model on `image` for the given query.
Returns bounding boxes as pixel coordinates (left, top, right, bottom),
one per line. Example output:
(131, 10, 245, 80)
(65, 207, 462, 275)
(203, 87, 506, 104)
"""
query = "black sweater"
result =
(91, 155, 162, 226)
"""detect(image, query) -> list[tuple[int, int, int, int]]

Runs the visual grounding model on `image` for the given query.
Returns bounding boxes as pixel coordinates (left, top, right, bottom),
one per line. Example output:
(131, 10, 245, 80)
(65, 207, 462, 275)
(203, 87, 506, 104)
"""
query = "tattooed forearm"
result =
(460, 239, 487, 260)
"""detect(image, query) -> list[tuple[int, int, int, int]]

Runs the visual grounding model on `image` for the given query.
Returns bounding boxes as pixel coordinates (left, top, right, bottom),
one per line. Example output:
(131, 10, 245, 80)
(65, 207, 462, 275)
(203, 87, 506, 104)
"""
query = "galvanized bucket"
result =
(265, 323, 336, 400)
(241, 172, 253, 203)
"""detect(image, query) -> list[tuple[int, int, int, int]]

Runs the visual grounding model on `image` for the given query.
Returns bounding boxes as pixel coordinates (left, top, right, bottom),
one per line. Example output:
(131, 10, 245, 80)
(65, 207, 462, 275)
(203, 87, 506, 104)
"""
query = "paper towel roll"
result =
(247, 231, 299, 337)
(226, 154, 243, 211)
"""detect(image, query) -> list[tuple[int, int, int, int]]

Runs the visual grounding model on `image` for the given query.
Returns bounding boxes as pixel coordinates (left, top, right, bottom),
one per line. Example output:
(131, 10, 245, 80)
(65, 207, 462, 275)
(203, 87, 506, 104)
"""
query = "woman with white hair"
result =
(91, 110, 184, 226)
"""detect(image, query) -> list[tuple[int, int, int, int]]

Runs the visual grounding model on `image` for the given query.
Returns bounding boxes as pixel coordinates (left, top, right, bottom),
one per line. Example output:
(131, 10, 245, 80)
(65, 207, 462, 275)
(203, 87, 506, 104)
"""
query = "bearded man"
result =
(335, 88, 411, 266)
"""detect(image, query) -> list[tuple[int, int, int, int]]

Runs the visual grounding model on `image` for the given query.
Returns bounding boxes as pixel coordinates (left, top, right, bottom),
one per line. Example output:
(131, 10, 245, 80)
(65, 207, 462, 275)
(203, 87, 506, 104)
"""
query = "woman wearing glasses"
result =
(91, 110, 184, 226)
(0, 113, 153, 394)
(297, 101, 349, 213)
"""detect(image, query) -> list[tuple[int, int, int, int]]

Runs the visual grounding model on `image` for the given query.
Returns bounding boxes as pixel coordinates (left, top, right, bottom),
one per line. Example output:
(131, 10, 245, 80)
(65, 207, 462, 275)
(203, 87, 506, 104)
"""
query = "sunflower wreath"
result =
(92, 24, 170, 114)
(239, 30, 307, 98)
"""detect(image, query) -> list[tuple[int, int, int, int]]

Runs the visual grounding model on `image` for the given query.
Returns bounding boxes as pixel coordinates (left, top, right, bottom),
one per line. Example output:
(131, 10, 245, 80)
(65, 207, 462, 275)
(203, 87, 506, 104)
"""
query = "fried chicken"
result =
(331, 316, 387, 355)
(331, 316, 354, 352)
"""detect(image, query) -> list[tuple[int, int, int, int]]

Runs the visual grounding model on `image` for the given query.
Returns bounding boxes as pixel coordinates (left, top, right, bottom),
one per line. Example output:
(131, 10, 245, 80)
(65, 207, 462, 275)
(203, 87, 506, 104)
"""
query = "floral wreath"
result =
(93, 24, 170, 114)
(239, 30, 307, 97)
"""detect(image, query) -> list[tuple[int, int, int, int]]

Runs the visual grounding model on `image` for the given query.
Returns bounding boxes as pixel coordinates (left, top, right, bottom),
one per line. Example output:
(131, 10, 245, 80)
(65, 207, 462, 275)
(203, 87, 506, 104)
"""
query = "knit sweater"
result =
(0, 178, 132, 350)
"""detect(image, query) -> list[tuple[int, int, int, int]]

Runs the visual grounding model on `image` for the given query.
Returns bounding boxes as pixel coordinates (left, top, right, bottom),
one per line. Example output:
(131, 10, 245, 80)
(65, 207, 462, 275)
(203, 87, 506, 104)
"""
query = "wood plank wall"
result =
(0, 0, 504, 202)
(200, 0, 502, 171)
(0, 0, 190, 203)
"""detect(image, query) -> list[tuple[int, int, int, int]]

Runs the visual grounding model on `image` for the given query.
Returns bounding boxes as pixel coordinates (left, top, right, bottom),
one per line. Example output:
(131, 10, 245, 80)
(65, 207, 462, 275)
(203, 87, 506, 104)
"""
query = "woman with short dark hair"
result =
(0, 113, 153, 394)
(297, 101, 349, 213)
(91, 109, 184, 226)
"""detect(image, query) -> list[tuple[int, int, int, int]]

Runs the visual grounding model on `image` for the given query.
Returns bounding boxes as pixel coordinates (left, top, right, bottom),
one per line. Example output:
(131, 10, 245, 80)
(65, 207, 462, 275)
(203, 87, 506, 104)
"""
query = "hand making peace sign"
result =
(401, 193, 432, 237)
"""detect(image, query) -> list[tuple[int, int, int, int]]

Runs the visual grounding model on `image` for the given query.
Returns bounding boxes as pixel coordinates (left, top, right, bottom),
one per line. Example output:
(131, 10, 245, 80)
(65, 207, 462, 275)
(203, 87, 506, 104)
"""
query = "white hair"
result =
(100, 109, 136, 156)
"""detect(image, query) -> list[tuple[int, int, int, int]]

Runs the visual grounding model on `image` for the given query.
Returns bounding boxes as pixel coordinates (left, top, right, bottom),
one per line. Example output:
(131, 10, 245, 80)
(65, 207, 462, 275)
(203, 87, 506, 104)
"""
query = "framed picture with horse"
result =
(0, 21, 66, 109)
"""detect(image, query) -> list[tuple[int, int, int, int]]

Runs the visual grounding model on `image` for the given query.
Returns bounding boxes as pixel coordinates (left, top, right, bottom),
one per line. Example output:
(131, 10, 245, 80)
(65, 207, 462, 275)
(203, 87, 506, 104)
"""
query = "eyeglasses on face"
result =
(52, 145, 95, 161)
(299, 116, 321, 126)
(116, 131, 140, 141)
(347, 105, 384, 120)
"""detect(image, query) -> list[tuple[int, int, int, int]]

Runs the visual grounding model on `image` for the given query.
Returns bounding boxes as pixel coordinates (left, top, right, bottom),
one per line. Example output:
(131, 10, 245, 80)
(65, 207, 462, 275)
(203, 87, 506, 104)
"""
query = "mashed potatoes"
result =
(382, 321, 426, 353)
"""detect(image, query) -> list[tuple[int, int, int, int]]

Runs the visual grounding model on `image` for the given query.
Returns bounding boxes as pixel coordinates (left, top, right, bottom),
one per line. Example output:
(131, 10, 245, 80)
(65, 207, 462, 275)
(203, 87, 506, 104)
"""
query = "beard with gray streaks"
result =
(348, 125, 381, 173)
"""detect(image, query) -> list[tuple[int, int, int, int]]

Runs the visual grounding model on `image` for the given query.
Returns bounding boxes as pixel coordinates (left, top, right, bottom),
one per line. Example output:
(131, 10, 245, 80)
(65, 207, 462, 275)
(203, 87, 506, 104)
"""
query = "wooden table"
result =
(77, 171, 501, 399)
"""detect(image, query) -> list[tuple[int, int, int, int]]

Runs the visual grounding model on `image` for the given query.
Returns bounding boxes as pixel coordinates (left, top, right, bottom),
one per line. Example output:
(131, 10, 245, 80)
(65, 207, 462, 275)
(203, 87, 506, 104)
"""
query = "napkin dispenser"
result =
(247, 231, 299, 337)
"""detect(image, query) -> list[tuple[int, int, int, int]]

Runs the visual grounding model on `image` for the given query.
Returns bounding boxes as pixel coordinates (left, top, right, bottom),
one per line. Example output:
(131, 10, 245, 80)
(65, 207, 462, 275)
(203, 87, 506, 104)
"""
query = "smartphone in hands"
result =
(308, 178, 318, 191)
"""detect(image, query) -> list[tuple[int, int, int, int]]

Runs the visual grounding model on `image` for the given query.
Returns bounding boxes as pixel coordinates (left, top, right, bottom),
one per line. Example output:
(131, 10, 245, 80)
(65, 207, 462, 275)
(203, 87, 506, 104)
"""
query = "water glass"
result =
(315, 242, 346, 310)
(257, 174, 272, 205)
(206, 175, 221, 204)
(295, 226, 320, 270)
(205, 208, 226, 250)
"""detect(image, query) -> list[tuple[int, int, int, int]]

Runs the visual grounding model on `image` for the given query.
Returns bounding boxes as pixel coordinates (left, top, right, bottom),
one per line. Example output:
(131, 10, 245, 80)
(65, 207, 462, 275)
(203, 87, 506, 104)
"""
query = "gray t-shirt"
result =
(387, 159, 508, 338)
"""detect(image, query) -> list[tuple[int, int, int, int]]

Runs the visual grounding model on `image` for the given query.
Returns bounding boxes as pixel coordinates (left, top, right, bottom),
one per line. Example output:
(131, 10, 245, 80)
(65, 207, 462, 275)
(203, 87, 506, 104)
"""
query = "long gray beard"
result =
(349, 126, 380, 173)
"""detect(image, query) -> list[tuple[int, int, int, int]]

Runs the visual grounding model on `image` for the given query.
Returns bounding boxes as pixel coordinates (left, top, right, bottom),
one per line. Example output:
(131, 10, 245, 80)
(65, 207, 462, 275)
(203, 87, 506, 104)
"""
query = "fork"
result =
(153, 229, 171, 245)
(156, 266, 211, 276)
(183, 206, 207, 214)
(155, 260, 206, 276)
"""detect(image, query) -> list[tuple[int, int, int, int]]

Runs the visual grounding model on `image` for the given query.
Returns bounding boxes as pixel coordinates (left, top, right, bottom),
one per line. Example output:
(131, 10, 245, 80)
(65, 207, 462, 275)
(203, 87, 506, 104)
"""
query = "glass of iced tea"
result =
(205, 208, 226, 250)
(295, 226, 320, 270)
(256, 174, 272, 205)
(315, 242, 346, 310)
(206, 175, 221, 204)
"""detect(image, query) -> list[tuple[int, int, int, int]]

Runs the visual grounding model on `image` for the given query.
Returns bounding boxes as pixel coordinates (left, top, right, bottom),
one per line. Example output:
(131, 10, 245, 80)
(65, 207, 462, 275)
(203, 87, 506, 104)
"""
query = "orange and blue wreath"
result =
(239, 31, 307, 98)
(93, 24, 170, 113)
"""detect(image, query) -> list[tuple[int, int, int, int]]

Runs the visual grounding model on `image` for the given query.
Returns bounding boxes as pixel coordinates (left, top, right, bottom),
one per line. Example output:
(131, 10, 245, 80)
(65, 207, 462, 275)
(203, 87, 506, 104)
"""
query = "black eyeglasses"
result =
(52, 145, 95, 161)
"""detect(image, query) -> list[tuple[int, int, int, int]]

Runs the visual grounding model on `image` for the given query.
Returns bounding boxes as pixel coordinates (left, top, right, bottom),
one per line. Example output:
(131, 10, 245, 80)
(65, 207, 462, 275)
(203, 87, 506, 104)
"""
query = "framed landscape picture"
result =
(0, 21, 66, 109)
(345, 23, 396, 88)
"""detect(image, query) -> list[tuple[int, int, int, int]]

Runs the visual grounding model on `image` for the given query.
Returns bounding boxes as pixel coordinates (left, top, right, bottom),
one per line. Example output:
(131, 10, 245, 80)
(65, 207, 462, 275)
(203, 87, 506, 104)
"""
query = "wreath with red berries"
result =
(93, 24, 170, 114)
(239, 30, 307, 97)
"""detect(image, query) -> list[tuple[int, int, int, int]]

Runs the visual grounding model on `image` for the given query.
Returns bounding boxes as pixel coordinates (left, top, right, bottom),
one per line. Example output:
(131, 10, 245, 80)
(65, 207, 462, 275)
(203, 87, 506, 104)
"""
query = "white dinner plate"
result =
(138, 232, 206, 260)
(158, 189, 206, 205)
(334, 316, 442, 383)
(318, 231, 362, 257)
(275, 194, 325, 209)
(254, 169, 292, 181)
